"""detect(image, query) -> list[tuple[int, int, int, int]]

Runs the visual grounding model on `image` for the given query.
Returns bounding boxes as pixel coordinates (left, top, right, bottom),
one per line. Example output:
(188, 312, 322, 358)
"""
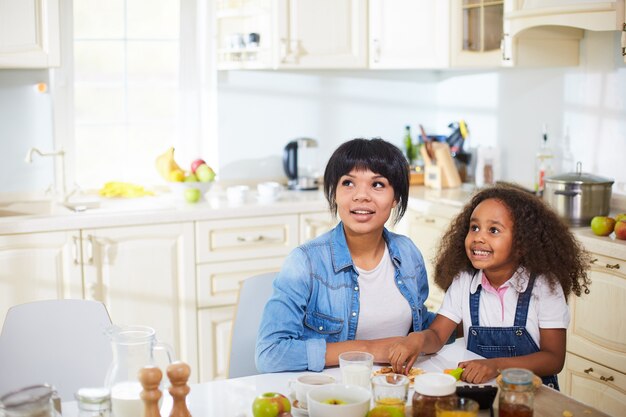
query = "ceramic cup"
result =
(257, 181, 282, 203)
(307, 383, 371, 417)
(288, 372, 335, 409)
(226, 185, 249, 204)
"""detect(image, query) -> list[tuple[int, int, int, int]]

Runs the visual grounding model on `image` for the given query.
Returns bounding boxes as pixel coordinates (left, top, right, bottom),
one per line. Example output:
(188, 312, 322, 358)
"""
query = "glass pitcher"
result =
(0, 384, 61, 417)
(103, 325, 174, 417)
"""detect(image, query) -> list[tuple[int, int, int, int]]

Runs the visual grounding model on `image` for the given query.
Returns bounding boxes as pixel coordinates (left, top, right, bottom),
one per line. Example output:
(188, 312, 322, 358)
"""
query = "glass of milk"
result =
(339, 351, 374, 389)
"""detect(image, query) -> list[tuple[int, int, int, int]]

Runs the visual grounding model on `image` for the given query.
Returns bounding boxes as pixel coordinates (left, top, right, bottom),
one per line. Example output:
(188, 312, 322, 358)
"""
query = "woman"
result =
(255, 138, 435, 372)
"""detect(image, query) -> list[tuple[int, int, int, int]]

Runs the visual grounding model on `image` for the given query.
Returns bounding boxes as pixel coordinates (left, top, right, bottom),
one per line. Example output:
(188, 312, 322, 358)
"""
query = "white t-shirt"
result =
(355, 245, 412, 340)
(437, 268, 570, 348)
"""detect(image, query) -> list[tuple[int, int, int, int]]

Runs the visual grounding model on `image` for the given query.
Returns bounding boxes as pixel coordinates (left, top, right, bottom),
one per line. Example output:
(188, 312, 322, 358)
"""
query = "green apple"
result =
(195, 164, 215, 182)
(367, 405, 405, 417)
(615, 213, 626, 223)
(590, 216, 616, 236)
(184, 173, 199, 182)
(615, 220, 626, 240)
(252, 392, 291, 417)
(184, 187, 201, 203)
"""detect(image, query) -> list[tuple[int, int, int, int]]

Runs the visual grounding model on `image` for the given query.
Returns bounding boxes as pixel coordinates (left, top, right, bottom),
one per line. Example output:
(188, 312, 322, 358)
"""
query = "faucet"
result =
(24, 147, 67, 201)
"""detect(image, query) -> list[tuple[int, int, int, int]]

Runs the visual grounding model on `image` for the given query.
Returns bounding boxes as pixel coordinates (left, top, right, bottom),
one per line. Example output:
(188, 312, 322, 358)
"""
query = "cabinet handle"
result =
(605, 263, 620, 270)
(501, 33, 511, 62)
(72, 236, 80, 265)
(621, 23, 625, 56)
(424, 218, 436, 224)
(237, 235, 274, 243)
(583, 367, 615, 383)
(590, 258, 598, 264)
(86, 234, 94, 265)
(372, 38, 380, 63)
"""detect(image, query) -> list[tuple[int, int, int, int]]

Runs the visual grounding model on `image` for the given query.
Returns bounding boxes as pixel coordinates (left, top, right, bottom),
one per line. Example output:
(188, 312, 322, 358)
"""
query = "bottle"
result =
(534, 124, 554, 195)
(76, 387, 113, 417)
(403, 125, 416, 166)
(497, 368, 535, 417)
(412, 373, 457, 417)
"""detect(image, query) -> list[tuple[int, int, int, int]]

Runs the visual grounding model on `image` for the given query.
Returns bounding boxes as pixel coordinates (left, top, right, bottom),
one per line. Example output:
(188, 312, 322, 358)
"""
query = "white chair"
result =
(228, 272, 277, 379)
(0, 299, 113, 401)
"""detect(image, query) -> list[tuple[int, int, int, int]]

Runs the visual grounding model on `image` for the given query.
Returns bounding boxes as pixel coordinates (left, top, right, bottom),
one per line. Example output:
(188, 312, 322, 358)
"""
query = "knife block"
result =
(422, 143, 461, 189)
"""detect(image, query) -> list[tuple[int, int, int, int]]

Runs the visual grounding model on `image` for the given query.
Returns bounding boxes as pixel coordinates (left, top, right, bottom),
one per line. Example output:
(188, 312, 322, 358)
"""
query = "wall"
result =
(0, 70, 55, 194)
(216, 31, 626, 195)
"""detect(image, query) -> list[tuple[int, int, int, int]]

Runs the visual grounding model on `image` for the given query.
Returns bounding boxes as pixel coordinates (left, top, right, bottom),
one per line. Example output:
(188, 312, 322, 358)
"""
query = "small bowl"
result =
(307, 384, 371, 417)
(168, 181, 213, 202)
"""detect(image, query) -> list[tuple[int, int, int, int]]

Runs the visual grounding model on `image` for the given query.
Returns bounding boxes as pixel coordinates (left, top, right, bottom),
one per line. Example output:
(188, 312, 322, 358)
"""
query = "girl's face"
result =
(464, 198, 518, 284)
(335, 168, 397, 238)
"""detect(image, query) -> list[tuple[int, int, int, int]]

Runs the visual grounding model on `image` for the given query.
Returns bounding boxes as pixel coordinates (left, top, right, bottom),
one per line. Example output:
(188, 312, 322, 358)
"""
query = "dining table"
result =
(61, 339, 610, 417)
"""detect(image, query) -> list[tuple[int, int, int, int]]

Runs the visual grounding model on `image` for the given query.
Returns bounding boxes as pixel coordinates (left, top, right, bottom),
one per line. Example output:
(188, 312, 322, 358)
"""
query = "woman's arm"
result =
(458, 328, 566, 383)
(324, 337, 404, 366)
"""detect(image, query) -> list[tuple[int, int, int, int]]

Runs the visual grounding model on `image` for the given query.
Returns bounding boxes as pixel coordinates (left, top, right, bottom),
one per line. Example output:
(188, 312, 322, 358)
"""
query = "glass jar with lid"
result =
(0, 384, 61, 417)
(75, 387, 113, 417)
(497, 368, 535, 417)
(412, 373, 457, 417)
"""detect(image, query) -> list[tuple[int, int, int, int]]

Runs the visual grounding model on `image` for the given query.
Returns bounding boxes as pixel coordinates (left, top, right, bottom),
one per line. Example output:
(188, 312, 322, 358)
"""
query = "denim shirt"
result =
(255, 222, 435, 373)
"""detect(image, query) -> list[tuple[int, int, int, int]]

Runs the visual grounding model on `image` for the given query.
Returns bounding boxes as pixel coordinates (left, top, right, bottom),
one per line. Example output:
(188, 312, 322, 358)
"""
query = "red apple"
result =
(252, 392, 291, 417)
(615, 220, 626, 240)
(190, 158, 207, 174)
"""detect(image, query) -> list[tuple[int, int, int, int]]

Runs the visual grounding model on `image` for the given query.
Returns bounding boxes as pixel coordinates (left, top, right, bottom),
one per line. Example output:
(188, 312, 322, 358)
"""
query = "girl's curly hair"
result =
(433, 183, 591, 299)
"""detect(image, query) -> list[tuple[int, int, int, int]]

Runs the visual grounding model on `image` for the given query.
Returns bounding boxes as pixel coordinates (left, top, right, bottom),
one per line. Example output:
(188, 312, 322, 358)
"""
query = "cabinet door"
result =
(0, 231, 82, 325)
(81, 223, 198, 381)
(299, 211, 336, 244)
(369, 0, 450, 69)
(198, 305, 235, 381)
(277, 0, 367, 68)
(562, 352, 626, 416)
(567, 254, 626, 375)
(0, 0, 60, 68)
(450, 0, 503, 67)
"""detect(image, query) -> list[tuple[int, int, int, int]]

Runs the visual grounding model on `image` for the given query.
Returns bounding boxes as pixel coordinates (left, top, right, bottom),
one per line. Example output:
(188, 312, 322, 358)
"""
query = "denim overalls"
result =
(466, 274, 560, 390)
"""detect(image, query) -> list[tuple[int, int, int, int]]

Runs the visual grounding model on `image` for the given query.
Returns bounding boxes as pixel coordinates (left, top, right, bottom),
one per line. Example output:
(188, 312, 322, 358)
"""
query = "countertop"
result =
(1, 184, 625, 260)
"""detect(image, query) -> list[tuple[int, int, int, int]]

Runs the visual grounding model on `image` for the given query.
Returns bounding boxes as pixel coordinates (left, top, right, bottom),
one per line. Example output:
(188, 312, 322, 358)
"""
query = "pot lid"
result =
(546, 162, 614, 185)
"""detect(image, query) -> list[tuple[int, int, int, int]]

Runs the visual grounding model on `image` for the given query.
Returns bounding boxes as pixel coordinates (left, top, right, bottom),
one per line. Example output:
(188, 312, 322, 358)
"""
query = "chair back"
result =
(0, 299, 113, 401)
(228, 272, 276, 378)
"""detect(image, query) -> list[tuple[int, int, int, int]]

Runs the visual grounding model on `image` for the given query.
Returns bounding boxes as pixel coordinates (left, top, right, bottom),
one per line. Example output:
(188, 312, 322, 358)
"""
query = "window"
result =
(55, 0, 217, 190)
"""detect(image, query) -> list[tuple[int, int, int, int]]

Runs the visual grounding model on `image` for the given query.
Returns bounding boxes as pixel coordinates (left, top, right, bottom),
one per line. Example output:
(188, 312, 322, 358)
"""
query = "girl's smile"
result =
(465, 198, 518, 286)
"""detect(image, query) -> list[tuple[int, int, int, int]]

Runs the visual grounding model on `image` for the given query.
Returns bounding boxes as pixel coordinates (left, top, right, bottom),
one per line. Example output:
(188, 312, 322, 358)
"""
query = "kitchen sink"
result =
(0, 200, 100, 217)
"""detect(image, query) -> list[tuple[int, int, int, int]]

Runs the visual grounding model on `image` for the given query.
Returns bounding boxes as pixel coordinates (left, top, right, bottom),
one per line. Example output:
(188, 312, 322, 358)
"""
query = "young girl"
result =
(388, 183, 590, 389)
(256, 138, 436, 372)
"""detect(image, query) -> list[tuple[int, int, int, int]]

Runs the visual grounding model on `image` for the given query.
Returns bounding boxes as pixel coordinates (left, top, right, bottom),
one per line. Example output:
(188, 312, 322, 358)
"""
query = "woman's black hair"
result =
(323, 138, 409, 224)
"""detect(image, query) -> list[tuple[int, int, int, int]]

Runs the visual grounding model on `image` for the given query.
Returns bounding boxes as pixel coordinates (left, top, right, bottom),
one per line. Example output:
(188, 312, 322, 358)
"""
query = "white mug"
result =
(257, 181, 282, 202)
(288, 373, 335, 409)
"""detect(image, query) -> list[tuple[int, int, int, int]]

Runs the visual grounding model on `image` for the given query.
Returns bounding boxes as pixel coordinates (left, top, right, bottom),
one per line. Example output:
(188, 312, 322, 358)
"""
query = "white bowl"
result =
(168, 181, 213, 202)
(307, 384, 371, 417)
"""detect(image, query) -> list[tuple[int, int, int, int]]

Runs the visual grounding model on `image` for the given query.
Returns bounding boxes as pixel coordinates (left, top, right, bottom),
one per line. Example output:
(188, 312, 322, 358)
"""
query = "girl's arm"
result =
(388, 314, 458, 373)
(458, 328, 566, 384)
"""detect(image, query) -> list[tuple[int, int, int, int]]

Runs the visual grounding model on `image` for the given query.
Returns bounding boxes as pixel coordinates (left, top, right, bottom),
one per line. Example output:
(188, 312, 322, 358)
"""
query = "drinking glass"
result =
(371, 373, 409, 411)
(435, 397, 479, 417)
(338, 351, 374, 389)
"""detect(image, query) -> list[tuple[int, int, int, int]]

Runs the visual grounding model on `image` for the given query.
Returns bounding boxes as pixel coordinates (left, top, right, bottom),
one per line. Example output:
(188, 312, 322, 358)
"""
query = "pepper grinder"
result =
(167, 362, 192, 417)
(139, 365, 163, 417)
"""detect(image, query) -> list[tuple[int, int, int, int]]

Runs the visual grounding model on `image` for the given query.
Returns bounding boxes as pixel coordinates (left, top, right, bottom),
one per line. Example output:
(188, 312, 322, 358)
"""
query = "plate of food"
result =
(372, 366, 425, 385)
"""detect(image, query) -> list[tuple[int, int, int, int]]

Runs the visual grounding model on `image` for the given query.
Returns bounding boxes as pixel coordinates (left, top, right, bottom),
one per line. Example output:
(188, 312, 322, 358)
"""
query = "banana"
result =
(155, 147, 183, 181)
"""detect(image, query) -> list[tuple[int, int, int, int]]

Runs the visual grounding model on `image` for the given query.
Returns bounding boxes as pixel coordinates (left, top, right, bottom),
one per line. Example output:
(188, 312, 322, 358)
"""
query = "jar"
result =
(75, 387, 113, 417)
(497, 368, 535, 417)
(412, 373, 457, 417)
(0, 384, 61, 417)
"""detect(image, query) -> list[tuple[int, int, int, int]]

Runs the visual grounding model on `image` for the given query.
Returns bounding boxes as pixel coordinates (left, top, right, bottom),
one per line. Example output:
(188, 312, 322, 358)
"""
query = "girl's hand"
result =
(388, 332, 424, 374)
(457, 359, 499, 384)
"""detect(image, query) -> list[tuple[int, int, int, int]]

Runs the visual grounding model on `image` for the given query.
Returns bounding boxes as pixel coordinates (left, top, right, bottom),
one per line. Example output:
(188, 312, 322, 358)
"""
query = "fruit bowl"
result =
(168, 181, 213, 203)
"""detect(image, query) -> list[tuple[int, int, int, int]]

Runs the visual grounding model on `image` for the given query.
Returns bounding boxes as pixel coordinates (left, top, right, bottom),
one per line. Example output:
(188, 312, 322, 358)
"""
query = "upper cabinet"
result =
(216, 0, 367, 70)
(0, 0, 60, 68)
(502, 0, 625, 66)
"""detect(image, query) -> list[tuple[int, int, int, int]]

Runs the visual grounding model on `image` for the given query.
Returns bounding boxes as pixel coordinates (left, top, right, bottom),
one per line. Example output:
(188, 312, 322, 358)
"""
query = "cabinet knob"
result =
(605, 263, 620, 270)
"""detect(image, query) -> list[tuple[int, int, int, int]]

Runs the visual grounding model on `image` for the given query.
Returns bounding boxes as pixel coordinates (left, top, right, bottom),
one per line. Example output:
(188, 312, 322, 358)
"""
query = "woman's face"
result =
(464, 198, 517, 284)
(335, 168, 397, 238)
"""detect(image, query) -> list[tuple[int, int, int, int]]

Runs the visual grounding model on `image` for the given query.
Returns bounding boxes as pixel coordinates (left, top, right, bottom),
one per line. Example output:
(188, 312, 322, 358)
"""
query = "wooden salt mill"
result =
(139, 365, 163, 417)
(167, 361, 192, 417)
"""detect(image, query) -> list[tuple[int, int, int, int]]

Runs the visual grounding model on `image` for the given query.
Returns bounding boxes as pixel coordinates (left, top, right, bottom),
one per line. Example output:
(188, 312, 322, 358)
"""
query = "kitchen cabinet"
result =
(299, 211, 336, 244)
(502, 0, 625, 67)
(195, 214, 299, 380)
(0, 0, 60, 68)
(216, 0, 367, 69)
(560, 237, 626, 414)
(0, 231, 81, 326)
(0, 223, 199, 381)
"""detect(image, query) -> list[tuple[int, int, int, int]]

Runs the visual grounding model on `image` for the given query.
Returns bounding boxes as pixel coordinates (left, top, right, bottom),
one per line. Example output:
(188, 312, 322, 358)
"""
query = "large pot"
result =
(543, 163, 614, 227)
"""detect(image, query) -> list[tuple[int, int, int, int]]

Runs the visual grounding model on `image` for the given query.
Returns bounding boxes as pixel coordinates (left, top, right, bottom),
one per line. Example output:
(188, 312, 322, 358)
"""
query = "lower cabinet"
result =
(561, 240, 626, 413)
(299, 211, 337, 244)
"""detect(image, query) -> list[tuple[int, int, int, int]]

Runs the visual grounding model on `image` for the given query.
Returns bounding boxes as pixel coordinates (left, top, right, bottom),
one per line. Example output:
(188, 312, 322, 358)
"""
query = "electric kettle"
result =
(283, 138, 319, 190)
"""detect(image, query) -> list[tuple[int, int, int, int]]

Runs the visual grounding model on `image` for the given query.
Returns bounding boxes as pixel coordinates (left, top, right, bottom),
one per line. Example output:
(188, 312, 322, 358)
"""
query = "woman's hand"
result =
(388, 332, 424, 374)
(457, 359, 499, 384)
